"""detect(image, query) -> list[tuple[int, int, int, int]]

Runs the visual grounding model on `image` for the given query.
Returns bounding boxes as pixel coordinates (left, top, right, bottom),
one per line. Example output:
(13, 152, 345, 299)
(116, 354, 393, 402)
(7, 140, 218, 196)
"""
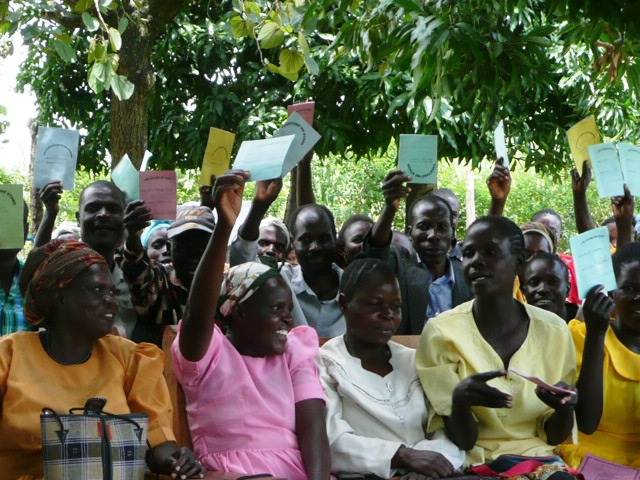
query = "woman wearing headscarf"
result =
(0, 239, 203, 479)
(172, 170, 330, 480)
(140, 219, 172, 265)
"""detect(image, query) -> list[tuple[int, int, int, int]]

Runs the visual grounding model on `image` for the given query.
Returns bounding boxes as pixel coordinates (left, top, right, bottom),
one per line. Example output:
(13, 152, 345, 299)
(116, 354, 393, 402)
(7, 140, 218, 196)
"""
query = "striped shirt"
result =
(0, 260, 29, 336)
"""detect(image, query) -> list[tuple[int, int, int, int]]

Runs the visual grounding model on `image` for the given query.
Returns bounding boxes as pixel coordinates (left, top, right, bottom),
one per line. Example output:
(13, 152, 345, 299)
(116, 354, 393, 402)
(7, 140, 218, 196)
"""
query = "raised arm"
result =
(486, 159, 510, 216)
(34, 181, 63, 247)
(571, 165, 597, 233)
(575, 286, 613, 433)
(179, 170, 248, 362)
(238, 178, 283, 241)
(370, 170, 411, 248)
(296, 153, 316, 206)
(611, 185, 635, 248)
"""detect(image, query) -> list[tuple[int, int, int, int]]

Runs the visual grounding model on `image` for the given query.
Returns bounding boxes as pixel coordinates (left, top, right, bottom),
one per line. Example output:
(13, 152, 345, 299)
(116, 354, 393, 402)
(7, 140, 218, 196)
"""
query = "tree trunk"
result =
(28, 119, 42, 236)
(109, 22, 154, 168)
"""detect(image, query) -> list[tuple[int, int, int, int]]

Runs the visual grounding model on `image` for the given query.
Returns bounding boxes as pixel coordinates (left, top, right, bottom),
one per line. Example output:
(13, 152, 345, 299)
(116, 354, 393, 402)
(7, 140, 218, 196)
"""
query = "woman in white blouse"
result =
(320, 258, 464, 479)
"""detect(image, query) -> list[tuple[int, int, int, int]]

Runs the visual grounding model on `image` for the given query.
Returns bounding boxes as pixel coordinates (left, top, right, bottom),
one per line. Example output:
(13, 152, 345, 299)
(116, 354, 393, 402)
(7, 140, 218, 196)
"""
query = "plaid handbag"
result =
(41, 399, 149, 480)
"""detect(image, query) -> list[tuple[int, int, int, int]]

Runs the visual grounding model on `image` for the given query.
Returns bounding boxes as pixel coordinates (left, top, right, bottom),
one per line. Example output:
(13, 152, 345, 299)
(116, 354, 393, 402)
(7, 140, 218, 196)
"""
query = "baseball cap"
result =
(167, 205, 216, 239)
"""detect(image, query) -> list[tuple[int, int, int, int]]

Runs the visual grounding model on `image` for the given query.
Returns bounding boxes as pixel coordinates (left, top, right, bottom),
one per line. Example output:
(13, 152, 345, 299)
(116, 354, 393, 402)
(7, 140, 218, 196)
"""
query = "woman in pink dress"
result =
(172, 171, 330, 480)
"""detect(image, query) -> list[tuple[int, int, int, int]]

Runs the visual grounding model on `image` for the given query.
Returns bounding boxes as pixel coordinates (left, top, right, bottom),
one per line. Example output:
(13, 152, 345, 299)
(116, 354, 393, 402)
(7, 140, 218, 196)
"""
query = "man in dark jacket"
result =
(362, 170, 473, 334)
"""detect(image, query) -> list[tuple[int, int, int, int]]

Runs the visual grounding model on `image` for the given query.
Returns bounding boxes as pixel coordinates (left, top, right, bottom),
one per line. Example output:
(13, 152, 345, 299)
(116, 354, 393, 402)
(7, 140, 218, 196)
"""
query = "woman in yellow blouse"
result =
(0, 239, 203, 479)
(417, 216, 579, 476)
(559, 242, 640, 468)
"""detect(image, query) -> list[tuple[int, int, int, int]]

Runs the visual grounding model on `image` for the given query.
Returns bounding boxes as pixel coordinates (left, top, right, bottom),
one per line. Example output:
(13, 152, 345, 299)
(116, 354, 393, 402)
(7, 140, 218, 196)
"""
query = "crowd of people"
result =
(0, 146, 639, 480)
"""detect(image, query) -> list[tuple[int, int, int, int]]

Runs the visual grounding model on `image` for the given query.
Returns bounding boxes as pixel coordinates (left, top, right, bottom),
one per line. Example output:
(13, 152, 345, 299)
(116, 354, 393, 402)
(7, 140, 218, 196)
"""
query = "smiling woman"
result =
(0, 239, 203, 479)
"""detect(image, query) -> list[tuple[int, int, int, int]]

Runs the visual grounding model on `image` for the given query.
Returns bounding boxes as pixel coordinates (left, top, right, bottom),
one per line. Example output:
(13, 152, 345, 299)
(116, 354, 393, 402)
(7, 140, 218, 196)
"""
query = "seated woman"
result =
(0, 239, 202, 479)
(417, 216, 579, 477)
(559, 242, 640, 468)
(520, 253, 578, 322)
(172, 170, 330, 480)
(320, 258, 464, 478)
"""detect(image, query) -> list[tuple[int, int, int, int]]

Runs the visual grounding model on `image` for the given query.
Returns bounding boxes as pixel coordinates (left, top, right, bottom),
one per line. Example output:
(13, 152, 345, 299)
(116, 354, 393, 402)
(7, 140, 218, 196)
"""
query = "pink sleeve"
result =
(171, 321, 223, 387)
(285, 326, 325, 404)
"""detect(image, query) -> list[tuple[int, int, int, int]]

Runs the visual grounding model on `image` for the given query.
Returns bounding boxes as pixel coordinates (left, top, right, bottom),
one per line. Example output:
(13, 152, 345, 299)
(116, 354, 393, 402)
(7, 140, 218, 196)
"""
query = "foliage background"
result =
(1, 155, 613, 252)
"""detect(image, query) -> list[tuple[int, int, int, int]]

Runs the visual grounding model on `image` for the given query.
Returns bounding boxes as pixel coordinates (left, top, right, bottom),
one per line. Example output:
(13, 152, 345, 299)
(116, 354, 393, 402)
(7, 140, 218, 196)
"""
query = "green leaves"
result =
(53, 37, 76, 63)
(110, 74, 135, 100)
(108, 27, 122, 51)
(81, 12, 100, 32)
(258, 21, 284, 49)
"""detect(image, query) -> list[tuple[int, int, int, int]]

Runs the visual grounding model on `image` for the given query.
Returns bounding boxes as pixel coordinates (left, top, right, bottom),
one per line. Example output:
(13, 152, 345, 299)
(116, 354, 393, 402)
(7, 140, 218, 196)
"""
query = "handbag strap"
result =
(41, 408, 69, 444)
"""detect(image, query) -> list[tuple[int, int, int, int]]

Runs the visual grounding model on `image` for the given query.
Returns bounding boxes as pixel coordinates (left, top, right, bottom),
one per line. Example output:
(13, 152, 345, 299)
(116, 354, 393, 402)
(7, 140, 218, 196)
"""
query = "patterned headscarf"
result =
(218, 262, 281, 318)
(21, 239, 108, 326)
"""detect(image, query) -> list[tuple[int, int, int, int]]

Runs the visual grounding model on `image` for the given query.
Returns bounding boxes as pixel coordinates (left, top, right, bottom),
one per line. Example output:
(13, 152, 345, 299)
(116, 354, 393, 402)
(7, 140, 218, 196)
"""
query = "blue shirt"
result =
(426, 261, 455, 319)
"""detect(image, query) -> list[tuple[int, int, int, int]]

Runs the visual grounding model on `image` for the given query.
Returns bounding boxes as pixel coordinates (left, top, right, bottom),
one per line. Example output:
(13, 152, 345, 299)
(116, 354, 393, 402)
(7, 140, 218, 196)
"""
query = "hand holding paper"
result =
(0, 184, 25, 249)
(570, 226, 616, 298)
(200, 128, 236, 186)
(494, 120, 509, 168)
(274, 112, 321, 174)
(139, 171, 177, 220)
(111, 154, 140, 202)
(287, 101, 315, 125)
(567, 115, 601, 174)
(232, 135, 296, 182)
(34, 127, 80, 190)
(398, 134, 438, 184)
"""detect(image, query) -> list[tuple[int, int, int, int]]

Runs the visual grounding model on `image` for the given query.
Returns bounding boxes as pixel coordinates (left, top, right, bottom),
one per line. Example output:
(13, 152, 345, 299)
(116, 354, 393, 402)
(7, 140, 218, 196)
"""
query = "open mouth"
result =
(274, 329, 288, 337)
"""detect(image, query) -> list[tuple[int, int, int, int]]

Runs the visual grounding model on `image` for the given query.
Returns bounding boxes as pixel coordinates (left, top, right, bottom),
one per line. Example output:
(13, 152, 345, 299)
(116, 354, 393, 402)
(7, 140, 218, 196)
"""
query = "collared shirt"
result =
(417, 301, 577, 466)
(426, 260, 455, 319)
(281, 263, 345, 339)
(0, 260, 29, 336)
(320, 336, 465, 477)
(559, 320, 640, 468)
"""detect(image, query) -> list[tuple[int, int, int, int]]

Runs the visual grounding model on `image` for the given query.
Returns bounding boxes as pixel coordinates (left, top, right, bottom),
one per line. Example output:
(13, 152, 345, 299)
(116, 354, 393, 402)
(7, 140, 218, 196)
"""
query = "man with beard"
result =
(363, 170, 473, 334)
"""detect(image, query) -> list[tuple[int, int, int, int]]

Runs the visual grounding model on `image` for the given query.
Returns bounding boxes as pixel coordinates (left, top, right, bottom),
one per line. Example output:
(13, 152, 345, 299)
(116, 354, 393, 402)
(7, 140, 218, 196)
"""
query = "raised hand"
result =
(393, 447, 454, 479)
(123, 200, 153, 237)
(611, 185, 635, 222)
(583, 285, 614, 336)
(536, 382, 577, 410)
(199, 176, 215, 210)
(39, 181, 63, 215)
(213, 170, 249, 227)
(486, 159, 511, 202)
(381, 169, 412, 211)
(571, 165, 592, 195)
(452, 370, 512, 409)
(254, 177, 283, 206)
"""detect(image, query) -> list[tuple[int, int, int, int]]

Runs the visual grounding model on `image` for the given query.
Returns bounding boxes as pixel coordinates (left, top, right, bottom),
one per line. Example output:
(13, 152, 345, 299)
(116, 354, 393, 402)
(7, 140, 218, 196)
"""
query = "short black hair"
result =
(79, 180, 126, 208)
(523, 252, 570, 285)
(337, 214, 373, 245)
(289, 203, 337, 238)
(468, 215, 525, 264)
(340, 257, 398, 302)
(612, 242, 640, 281)
(407, 194, 454, 227)
(532, 208, 563, 226)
